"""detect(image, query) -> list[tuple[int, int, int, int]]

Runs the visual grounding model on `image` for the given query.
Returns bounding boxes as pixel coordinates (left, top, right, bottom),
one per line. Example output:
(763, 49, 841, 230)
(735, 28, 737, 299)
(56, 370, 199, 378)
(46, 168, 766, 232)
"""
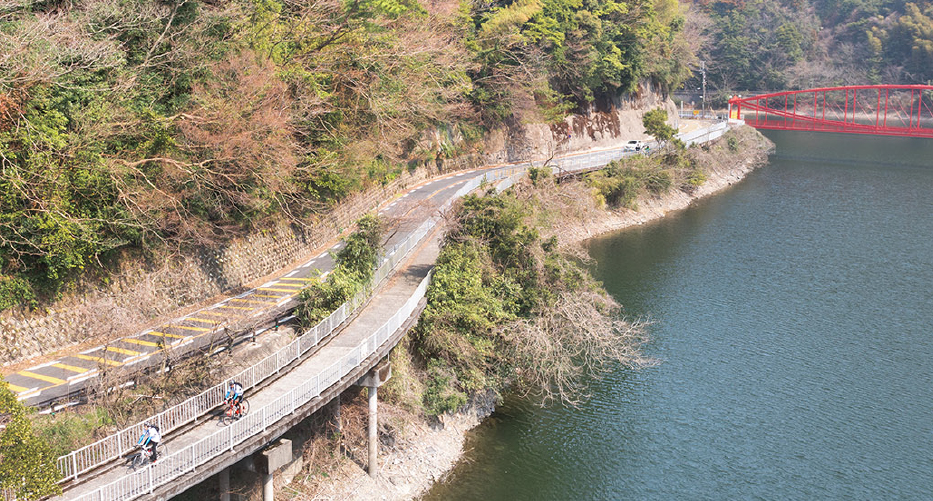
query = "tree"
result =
(642, 108, 676, 147)
(0, 381, 62, 500)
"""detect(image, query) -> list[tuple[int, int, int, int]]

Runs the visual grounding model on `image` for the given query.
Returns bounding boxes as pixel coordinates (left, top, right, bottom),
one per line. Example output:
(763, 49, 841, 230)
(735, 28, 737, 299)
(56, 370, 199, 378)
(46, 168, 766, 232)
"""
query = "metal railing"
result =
(55, 160, 520, 484)
(58, 123, 732, 498)
(56, 207, 440, 482)
(71, 271, 434, 501)
(678, 121, 729, 147)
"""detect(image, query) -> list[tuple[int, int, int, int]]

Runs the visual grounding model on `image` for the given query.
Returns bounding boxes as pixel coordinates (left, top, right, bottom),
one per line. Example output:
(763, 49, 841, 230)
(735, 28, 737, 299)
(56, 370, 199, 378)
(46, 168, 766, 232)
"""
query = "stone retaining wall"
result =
(0, 82, 669, 367)
(0, 155, 484, 366)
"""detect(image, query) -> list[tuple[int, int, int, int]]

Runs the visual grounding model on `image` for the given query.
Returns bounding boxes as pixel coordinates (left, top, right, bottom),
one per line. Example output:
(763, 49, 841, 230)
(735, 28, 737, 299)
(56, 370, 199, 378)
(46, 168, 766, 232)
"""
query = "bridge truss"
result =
(729, 85, 933, 138)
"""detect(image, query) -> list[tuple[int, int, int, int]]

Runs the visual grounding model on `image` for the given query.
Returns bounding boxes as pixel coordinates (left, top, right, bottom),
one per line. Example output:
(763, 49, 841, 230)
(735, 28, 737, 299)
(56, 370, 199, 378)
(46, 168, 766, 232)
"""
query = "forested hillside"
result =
(0, 0, 691, 310)
(684, 0, 933, 94)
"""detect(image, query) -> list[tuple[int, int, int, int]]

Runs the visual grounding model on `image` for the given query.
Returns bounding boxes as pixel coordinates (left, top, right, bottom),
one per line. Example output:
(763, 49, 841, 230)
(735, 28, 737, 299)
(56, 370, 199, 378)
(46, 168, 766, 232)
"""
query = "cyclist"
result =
(225, 381, 245, 417)
(137, 422, 161, 463)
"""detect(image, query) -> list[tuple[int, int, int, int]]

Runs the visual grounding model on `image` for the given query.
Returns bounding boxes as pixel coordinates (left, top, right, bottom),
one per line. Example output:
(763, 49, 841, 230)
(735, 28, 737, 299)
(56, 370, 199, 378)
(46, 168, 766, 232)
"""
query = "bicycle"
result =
(128, 442, 168, 471)
(220, 397, 250, 425)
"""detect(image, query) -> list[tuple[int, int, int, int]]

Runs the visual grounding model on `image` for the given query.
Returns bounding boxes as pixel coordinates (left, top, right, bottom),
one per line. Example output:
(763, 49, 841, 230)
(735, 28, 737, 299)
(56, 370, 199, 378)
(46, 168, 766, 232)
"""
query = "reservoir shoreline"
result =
(312, 125, 775, 501)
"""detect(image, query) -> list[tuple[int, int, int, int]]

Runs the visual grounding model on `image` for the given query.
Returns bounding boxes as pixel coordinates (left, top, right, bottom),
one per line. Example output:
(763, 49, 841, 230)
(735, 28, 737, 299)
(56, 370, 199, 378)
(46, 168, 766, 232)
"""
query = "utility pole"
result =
(701, 60, 707, 113)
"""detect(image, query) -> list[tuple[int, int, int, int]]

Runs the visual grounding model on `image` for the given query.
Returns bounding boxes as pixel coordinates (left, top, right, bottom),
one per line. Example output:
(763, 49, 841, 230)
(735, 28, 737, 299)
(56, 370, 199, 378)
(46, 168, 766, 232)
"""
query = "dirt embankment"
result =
(290, 125, 774, 501)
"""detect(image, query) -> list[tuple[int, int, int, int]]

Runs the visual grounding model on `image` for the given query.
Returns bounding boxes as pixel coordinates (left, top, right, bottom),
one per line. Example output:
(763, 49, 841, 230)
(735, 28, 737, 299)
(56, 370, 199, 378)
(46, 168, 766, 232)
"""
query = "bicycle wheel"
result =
(239, 398, 250, 416)
(221, 410, 234, 426)
(131, 452, 147, 471)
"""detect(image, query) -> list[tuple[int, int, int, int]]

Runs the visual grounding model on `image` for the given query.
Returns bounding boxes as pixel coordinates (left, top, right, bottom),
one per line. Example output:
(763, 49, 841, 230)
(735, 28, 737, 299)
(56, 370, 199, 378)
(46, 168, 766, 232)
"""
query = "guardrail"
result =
(678, 121, 729, 147)
(58, 123, 732, 498)
(72, 270, 435, 501)
(56, 208, 439, 482)
(55, 162, 522, 484)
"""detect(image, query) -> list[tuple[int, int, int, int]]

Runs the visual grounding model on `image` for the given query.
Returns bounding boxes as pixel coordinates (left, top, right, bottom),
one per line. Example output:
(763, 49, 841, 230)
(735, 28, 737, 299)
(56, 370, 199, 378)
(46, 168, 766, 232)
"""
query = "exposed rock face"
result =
(484, 81, 676, 164)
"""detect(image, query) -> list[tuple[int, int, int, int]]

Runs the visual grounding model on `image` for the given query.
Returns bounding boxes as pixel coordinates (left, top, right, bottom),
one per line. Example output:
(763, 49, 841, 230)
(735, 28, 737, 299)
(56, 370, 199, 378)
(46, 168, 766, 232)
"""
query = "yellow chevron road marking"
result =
(281, 277, 314, 282)
(230, 298, 275, 304)
(76, 354, 122, 366)
(200, 311, 234, 317)
(106, 346, 140, 356)
(122, 338, 160, 347)
(168, 324, 211, 332)
(151, 331, 185, 339)
(6, 383, 29, 393)
(52, 363, 90, 374)
(252, 294, 284, 299)
(219, 305, 253, 311)
(19, 371, 65, 385)
(186, 317, 218, 324)
(258, 287, 298, 293)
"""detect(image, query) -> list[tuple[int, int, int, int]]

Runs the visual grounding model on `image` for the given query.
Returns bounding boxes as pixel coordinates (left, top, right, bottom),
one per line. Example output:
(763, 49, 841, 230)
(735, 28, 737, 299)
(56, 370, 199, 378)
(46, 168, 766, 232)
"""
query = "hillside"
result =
(682, 0, 933, 95)
(0, 0, 692, 313)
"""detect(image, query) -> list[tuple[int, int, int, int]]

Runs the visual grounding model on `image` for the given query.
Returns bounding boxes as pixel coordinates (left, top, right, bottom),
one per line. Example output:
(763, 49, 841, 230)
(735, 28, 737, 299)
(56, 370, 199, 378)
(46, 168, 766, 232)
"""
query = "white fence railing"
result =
(678, 121, 729, 147)
(71, 271, 434, 501)
(56, 205, 439, 482)
(59, 123, 731, 499)
(55, 158, 523, 484)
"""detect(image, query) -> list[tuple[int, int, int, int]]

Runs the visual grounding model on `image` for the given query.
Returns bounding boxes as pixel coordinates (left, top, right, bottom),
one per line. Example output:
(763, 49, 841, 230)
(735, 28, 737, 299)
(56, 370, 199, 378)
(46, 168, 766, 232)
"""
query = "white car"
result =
(624, 140, 645, 151)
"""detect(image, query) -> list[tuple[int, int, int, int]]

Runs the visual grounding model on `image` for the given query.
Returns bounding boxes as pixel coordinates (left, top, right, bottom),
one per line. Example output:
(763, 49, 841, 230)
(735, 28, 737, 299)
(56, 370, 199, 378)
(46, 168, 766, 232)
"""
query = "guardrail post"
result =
(229, 424, 234, 452)
(148, 465, 153, 494)
(72, 454, 78, 481)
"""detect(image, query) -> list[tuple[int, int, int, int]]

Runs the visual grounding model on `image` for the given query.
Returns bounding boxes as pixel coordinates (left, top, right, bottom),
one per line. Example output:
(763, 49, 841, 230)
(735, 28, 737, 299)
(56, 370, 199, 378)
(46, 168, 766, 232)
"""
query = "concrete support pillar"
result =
(368, 386, 378, 477)
(257, 438, 291, 501)
(355, 361, 391, 479)
(219, 467, 230, 501)
(262, 472, 274, 501)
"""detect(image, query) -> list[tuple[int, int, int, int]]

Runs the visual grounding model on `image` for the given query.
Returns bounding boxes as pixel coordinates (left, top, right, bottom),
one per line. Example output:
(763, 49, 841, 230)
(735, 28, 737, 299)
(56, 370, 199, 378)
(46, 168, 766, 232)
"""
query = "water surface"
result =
(423, 130, 933, 500)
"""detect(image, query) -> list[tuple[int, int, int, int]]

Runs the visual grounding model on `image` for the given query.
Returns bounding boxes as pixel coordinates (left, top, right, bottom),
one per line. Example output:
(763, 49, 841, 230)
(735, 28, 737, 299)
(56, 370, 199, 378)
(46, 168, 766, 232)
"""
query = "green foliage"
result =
(869, 3, 933, 83)
(642, 108, 676, 143)
(0, 381, 62, 499)
(295, 215, 382, 324)
(587, 150, 694, 208)
(686, 168, 708, 188)
(697, 0, 933, 89)
(527, 166, 551, 185)
(32, 407, 113, 458)
(335, 214, 381, 281)
(0, 275, 36, 310)
(0, 84, 141, 299)
(422, 359, 468, 415)
(467, 0, 692, 119)
(0, 0, 692, 312)
(413, 189, 626, 415)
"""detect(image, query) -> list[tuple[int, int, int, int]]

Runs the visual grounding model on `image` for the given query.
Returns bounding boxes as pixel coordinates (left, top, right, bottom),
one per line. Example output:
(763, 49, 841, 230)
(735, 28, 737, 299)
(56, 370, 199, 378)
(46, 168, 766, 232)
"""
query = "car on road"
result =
(624, 140, 645, 151)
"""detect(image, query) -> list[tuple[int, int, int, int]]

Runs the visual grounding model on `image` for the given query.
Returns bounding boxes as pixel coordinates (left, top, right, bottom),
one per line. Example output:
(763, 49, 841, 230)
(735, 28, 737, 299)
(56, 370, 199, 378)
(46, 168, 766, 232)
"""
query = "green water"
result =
(423, 130, 933, 500)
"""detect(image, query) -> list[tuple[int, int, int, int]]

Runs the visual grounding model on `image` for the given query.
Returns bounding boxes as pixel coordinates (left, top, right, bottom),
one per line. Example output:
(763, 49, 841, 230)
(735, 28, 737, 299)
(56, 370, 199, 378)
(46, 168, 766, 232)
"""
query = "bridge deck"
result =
(58, 219, 442, 501)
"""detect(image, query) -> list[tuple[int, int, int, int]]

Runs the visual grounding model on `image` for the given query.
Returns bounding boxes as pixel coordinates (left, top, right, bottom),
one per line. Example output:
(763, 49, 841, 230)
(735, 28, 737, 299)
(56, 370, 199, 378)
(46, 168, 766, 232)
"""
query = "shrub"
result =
(296, 215, 383, 325)
(0, 382, 62, 500)
(0, 276, 36, 310)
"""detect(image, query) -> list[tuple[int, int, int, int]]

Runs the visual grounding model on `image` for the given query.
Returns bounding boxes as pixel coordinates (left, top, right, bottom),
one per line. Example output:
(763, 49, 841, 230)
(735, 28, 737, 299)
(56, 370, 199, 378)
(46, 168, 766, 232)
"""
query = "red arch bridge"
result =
(728, 85, 933, 138)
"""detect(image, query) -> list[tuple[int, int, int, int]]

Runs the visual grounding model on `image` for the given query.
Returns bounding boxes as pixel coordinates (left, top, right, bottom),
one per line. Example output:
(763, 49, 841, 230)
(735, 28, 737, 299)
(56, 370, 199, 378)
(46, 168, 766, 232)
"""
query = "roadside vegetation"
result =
(0, 381, 61, 499)
(388, 180, 654, 415)
(0, 0, 691, 311)
(380, 126, 764, 417)
(295, 214, 383, 325)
